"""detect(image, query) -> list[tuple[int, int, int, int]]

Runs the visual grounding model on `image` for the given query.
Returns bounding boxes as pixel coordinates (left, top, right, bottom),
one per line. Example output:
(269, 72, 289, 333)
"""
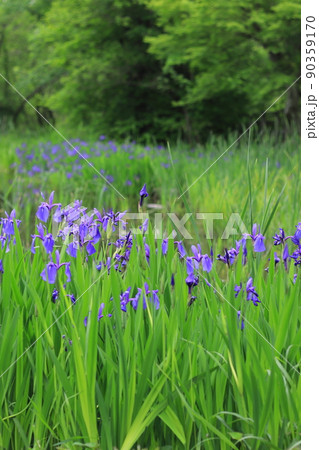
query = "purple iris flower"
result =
(189, 244, 213, 272)
(0, 259, 4, 274)
(120, 287, 131, 312)
(171, 273, 175, 287)
(130, 288, 147, 310)
(79, 222, 89, 242)
(86, 241, 96, 255)
(52, 288, 59, 303)
(235, 278, 261, 306)
(293, 273, 298, 284)
(234, 283, 242, 298)
(67, 294, 77, 304)
(53, 206, 63, 223)
(88, 224, 101, 244)
(31, 223, 55, 254)
(185, 274, 199, 294)
(65, 201, 86, 223)
(43, 235, 55, 253)
(291, 222, 301, 247)
(36, 191, 61, 222)
(241, 238, 247, 265)
(217, 249, 229, 265)
(129, 283, 160, 310)
(151, 290, 160, 309)
(41, 262, 58, 284)
(186, 256, 195, 274)
(254, 234, 266, 252)
(245, 223, 266, 252)
(144, 240, 150, 263)
(66, 242, 78, 258)
(2, 210, 21, 235)
(106, 175, 114, 184)
(104, 210, 127, 232)
(291, 247, 301, 266)
(139, 184, 149, 206)
(185, 258, 199, 293)
(143, 282, 160, 309)
(0, 235, 7, 251)
(251, 224, 259, 240)
(175, 241, 187, 258)
(246, 278, 261, 306)
(40, 250, 71, 284)
(191, 244, 202, 262)
(273, 228, 287, 246)
(217, 248, 236, 266)
(202, 254, 213, 272)
(283, 244, 289, 270)
(140, 218, 149, 234)
(162, 239, 168, 255)
(274, 252, 280, 265)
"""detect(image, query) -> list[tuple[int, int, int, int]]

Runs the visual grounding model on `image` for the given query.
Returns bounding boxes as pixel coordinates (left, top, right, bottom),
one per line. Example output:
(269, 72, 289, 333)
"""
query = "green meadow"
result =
(0, 129, 300, 449)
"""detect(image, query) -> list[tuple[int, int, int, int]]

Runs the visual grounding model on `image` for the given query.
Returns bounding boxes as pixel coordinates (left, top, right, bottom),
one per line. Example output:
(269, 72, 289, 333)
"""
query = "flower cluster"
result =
(36, 191, 61, 222)
(19, 186, 300, 329)
(15, 139, 172, 195)
(0, 209, 21, 253)
(119, 283, 160, 312)
(31, 223, 55, 254)
(40, 250, 71, 284)
(247, 224, 266, 252)
(216, 224, 265, 268)
(272, 223, 301, 268)
(217, 238, 247, 266)
(190, 244, 213, 272)
(234, 278, 261, 306)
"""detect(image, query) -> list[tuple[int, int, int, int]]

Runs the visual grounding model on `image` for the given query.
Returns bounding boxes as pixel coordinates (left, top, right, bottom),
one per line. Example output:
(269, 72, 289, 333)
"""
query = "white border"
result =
(302, 0, 319, 448)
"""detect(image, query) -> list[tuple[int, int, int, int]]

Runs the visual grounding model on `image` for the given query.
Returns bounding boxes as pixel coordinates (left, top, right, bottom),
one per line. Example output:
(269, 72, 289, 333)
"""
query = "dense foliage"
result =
(0, 0, 300, 141)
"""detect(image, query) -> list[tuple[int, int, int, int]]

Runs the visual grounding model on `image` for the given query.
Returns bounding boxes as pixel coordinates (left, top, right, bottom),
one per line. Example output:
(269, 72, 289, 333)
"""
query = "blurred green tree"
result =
(0, 0, 53, 129)
(144, 0, 300, 138)
(0, 0, 300, 140)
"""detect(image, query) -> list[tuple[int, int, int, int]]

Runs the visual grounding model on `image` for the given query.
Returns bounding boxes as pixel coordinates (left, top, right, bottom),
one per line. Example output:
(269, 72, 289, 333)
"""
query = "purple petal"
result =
(202, 255, 212, 272)
(66, 242, 78, 258)
(86, 241, 96, 255)
(254, 235, 266, 252)
(43, 235, 55, 254)
(36, 205, 50, 222)
(41, 262, 57, 284)
(65, 263, 71, 282)
(162, 239, 168, 255)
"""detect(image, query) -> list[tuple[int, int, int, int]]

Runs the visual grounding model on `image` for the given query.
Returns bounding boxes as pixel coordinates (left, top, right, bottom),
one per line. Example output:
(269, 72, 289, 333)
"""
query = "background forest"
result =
(0, 0, 300, 142)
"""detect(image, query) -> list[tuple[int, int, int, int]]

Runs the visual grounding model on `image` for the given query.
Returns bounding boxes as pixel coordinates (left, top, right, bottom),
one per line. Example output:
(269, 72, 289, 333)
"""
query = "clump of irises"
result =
(119, 283, 160, 312)
(234, 278, 261, 306)
(0, 182, 301, 334)
(271, 222, 301, 269)
(0, 209, 21, 253)
(217, 224, 265, 268)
